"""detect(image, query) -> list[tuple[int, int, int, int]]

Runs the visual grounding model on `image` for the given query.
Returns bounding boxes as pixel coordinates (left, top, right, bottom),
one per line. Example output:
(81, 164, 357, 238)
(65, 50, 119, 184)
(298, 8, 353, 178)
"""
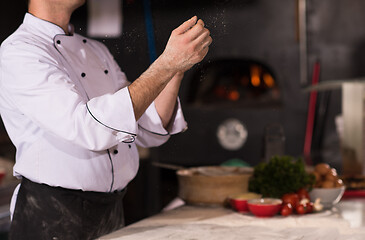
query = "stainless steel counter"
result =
(100, 198, 365, 240)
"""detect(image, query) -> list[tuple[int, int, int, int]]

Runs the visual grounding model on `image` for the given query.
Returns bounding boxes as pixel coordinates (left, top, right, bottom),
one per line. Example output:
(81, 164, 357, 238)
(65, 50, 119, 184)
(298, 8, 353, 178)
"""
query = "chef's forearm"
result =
(128, 58, 176, 121)
(154, 72, 183, 128)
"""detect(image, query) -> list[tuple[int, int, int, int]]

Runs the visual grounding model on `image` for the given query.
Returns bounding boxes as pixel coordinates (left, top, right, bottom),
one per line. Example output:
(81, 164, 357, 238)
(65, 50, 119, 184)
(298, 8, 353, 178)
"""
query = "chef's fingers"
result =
(203, 35, 213, 49)
(198, 46, 210, 61)
(193, 28, 213, 50)
(173, 16, 198, 35)
(196, 19, 205, 28)
(185, 19, 207, 41)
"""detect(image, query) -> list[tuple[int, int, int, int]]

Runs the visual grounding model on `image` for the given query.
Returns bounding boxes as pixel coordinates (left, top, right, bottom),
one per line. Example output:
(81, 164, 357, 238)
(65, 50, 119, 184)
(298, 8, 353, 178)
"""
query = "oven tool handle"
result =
(151, 161, 186, 171)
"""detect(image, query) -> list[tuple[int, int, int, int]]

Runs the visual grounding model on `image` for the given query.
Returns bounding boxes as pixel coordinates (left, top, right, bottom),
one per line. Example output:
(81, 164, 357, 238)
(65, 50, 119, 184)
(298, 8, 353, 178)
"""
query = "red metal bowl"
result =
(247, 198, 282, 217)
(230, 198, 249, 212)
(229, 193, 262, 212)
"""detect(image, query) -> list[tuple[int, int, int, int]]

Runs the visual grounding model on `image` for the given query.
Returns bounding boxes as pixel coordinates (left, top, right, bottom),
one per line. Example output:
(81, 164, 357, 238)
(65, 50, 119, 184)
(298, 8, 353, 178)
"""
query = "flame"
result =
(250, 65, 261, 87)
(227, 90, 240, 101)
(263, 73, 275, 88)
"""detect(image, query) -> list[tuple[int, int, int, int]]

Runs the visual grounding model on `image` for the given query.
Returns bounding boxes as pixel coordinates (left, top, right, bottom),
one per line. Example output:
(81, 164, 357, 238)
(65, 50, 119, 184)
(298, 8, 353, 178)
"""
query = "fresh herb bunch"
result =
(248, 155, 315, 198)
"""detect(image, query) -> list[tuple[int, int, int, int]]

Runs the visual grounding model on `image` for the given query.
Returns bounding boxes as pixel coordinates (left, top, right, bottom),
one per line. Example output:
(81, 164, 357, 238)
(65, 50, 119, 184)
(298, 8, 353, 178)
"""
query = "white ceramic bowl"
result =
(309, 186, 346, 209)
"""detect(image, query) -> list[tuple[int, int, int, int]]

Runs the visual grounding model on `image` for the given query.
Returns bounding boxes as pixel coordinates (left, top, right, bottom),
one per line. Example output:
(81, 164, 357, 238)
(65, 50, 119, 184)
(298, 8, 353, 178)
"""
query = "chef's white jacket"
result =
(0, 13, 187, 193)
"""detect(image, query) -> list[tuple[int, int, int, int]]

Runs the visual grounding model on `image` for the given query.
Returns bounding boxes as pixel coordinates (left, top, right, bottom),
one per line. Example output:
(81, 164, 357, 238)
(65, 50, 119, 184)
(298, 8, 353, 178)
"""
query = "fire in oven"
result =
(187, 58, 281, 108)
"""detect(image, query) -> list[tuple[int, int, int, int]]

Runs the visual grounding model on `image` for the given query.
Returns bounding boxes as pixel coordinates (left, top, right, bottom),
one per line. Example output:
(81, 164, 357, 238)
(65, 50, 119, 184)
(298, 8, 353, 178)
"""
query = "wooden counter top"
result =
(100, 198, 365, 239)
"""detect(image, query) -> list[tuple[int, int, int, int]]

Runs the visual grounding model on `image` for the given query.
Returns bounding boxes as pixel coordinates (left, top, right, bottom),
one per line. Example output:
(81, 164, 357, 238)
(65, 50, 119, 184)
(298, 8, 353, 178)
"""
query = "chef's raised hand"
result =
(160, 16, 213, 73)
(128, 16, 212, 121)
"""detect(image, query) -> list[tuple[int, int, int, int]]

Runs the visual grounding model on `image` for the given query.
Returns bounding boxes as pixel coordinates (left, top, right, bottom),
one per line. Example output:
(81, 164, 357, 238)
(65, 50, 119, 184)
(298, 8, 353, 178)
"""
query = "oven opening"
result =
(187, 58, 281, 108)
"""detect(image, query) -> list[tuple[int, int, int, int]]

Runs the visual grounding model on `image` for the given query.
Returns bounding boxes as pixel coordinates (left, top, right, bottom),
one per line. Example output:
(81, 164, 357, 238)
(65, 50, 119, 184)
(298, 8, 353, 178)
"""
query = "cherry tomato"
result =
(296, 204, 306, 215)
(297, 188, 310, 200)
(305, 202, 314, 213)
(280, 203, 293, 216)
(282, 193, 299, 208)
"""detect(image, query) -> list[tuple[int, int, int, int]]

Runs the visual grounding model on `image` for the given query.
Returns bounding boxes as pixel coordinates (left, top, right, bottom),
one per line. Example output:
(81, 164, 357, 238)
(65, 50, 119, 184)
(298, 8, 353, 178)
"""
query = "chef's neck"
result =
(28, 2, 75, 35)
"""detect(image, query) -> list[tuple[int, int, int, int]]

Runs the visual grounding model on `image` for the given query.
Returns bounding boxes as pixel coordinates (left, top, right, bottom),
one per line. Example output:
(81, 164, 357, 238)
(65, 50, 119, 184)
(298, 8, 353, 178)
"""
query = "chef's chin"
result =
(70, 0, 86, 11)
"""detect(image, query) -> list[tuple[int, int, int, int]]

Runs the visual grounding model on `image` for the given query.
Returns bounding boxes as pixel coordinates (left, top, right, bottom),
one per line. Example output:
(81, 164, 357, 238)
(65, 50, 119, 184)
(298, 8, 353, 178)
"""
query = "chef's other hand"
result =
(160, 16, 212, 73)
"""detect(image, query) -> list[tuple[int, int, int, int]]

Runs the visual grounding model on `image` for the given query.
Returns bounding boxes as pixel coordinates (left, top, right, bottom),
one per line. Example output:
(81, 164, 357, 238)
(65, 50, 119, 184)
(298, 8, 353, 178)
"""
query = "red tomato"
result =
(296, 204, 306, 215)
(282, 193, 299, 208)
(297, 188, 310, 200)
(280, 203, 293, 216)
(305, 202, 314, 213)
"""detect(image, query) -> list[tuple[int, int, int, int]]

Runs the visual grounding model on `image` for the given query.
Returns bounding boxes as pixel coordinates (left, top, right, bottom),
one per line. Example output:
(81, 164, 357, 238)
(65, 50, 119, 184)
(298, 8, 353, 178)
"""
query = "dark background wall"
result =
(1, 0, 365, 225)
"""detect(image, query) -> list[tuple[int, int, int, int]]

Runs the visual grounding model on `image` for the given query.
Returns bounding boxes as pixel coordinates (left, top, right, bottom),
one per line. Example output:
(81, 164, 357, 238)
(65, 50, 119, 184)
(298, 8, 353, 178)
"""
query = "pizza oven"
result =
(145, 0, 311, 169)
(153, 56, 298, 168)
(187, 58, 280, 108)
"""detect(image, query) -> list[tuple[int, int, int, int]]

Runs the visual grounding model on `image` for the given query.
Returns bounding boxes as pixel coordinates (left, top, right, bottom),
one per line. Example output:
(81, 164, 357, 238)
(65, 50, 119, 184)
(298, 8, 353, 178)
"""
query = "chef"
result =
(0, 0, 212, 239)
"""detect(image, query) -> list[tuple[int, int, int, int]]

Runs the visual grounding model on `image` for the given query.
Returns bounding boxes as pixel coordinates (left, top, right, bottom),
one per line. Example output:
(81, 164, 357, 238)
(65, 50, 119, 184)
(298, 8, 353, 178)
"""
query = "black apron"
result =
(9, 178, 126, 240)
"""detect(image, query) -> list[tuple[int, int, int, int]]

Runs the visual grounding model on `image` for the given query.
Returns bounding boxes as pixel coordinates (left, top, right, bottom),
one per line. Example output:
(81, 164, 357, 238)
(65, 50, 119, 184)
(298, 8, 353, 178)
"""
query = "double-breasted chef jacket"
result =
(0, 13, 187, 194)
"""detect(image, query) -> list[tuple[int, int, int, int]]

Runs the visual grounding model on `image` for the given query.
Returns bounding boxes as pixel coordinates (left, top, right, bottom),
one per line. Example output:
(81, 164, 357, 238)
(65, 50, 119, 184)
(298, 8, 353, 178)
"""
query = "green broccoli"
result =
(248, 155, 315, 198)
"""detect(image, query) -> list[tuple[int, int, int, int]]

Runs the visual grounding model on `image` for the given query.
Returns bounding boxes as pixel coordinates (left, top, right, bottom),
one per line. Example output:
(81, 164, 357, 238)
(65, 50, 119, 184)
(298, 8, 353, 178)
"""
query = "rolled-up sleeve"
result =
(86, 87, 138, 143)
(136, 98, 188, 148)
(104, 45, 188, 148)
(0, 43, 136, 151)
